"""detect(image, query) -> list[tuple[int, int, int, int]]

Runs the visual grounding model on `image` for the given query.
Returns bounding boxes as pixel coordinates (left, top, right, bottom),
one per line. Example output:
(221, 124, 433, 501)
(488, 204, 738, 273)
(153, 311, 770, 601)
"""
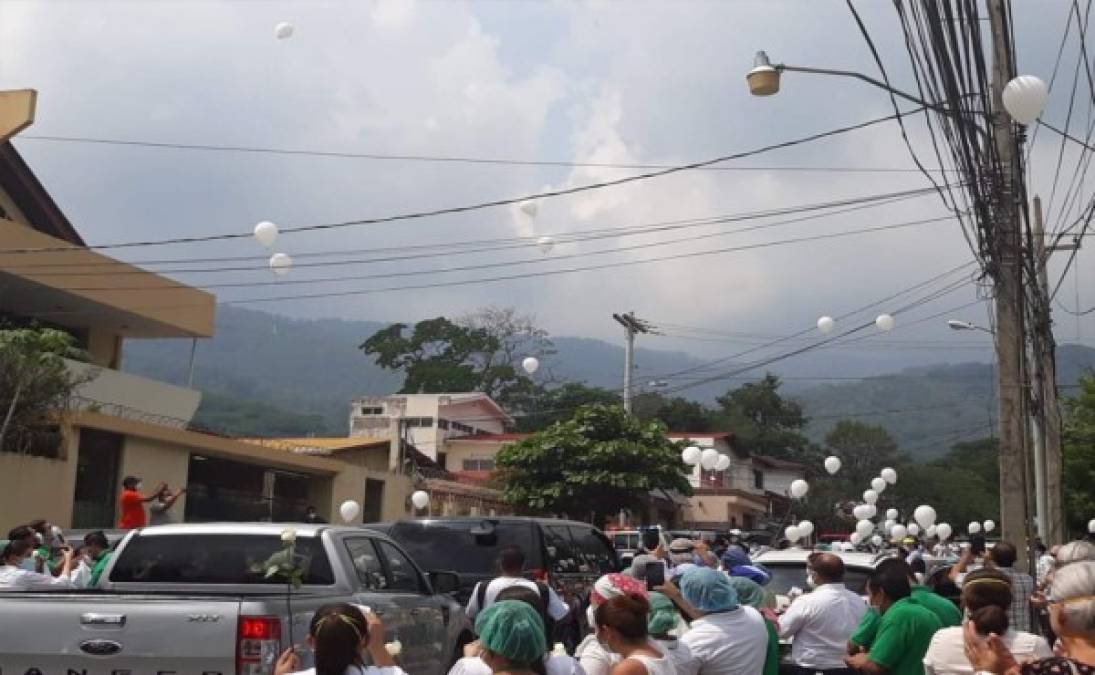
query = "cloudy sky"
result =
(2, 0, 1091, 374)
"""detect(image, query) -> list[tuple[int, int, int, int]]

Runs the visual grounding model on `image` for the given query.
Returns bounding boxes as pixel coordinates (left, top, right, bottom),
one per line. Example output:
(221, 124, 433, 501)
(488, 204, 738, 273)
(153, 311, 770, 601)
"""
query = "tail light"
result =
(237, 616, 281, 675)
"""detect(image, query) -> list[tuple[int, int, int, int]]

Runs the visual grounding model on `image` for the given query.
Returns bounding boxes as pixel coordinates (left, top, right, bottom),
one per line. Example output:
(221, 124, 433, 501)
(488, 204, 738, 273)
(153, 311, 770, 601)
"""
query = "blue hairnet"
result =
(720, 549, 750, 569)
(680, 567, 739, 613)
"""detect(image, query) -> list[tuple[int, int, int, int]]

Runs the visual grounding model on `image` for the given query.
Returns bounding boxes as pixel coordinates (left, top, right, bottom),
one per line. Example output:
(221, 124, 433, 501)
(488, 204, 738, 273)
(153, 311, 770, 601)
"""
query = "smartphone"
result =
(640, 527, 661, 552)
(645, 561, 665, 591)
(970, 535, 986, 556)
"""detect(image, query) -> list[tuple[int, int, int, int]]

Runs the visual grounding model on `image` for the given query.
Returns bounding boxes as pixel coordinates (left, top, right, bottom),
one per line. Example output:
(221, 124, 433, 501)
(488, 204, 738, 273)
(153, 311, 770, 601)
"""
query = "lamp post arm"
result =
(777, 64, 938, 111)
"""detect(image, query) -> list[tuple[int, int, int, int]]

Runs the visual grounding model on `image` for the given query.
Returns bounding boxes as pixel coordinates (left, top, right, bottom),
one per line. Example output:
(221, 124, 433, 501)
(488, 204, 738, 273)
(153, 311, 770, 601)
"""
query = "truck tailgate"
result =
(0, 593, 241, 675)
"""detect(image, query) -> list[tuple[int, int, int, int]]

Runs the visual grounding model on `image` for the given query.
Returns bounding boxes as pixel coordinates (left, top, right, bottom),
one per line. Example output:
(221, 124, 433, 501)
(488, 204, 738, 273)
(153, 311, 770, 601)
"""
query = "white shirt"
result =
(626, 641, 679, 675)
(0, 564, 75, 591)
(656, 637, 700, 675)
(923, 627, 1052, 675)
(290, 667, 405, 675)
(1037, 554, 1055, 584)
(465, 576, 569, 621)
(778, 582, 868, 669)
(576, 634, 618, 675)
(680, 606, 768, 675)
(448, 654, 585, 675)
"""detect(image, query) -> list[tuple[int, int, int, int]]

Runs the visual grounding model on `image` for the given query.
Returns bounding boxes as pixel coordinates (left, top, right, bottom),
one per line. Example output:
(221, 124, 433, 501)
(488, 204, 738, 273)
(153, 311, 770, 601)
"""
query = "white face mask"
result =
(135, 482, 144, 491)
(806, 571, 817, 589)
(19, 556, 36, 571)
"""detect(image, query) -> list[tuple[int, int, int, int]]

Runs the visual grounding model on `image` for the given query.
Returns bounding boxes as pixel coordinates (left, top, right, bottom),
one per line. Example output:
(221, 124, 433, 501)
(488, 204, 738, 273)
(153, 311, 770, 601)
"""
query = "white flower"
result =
(385, 640, 402, 657)
(280, 528, 297, 544)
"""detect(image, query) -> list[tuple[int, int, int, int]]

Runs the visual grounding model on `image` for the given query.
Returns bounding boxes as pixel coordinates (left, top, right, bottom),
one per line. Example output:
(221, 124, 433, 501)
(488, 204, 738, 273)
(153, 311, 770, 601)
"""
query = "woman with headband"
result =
(275, 603, 406, 675)
(923, 569, 1050, 675)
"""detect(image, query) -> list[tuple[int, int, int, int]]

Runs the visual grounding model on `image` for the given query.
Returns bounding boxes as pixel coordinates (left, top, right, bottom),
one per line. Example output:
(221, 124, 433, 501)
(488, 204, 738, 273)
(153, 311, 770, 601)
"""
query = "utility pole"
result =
(612, 312, 653, 413)
(987, 0, 1034, 569)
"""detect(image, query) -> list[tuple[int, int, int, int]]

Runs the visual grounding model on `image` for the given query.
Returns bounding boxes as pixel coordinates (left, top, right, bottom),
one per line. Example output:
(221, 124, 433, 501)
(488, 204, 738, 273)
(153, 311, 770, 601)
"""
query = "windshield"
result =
(109, 534, 335, 585)
(761, 562, 872, 596)
(613, 533, 639, 550)
(389, 521, 538, 575)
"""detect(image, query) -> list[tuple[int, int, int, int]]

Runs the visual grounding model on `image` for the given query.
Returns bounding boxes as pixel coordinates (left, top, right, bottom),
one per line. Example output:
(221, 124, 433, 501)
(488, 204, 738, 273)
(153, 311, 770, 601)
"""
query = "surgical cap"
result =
(475, 600, 547, 665)
(680, 567, 739, 613)
(726, 576, 766, 609)
(592, 573, 648, 606)
(647, 592, 680, 635)
(721, 549, 750, 569)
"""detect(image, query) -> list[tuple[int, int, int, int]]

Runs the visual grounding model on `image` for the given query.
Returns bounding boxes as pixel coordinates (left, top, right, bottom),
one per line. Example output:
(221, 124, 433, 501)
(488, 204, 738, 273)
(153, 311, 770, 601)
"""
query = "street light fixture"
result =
(946, 319, 995, 335)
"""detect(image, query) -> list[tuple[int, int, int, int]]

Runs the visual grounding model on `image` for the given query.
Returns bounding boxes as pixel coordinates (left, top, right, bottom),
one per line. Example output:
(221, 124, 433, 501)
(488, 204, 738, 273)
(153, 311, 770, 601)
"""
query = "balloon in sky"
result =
(863, 489, 879, 505)
(914, 505, 937, 529)
(715, 454, 731, 472)
(926, 525, 938, 538)
(1002, 75, 1049, 124)
(936, 523, 953, 541)
(411, 490, 430, 510)
(884, 519, 897, 533)
(797, 520, 815, 536)
(871, 477, 887, 493)
(817, 316, 835, 334)
(871, 535, 883, 547)
(968, 521, 982, 535)
(253, 221, 278, 247)
(886, 508, 899, 521)
(1088, 519, 1095, 534)
(274, 21, 295, 39)
(881, 467, 898, 484)
(681, 446, 701, 466)
(790, 479, 809, 499)
(536, 236, 555, 254)
(824, 456, 842, 475)
(875, 314, 895, 331)
(856, 520, 875, 538)
(269, 253, 292, 276)
(983, 520, 996, 533)
(850, 532, 862, 545)
(519, 200, 539, 218)
(907, 523, 921, 537)
(785, 525, 801, 542)
(853, 504, 872, 520)
(521, 357, 540, 374)
(339, 500, 360, 523)
(700, 448, 719, 471)
(891, 524, 908, 540)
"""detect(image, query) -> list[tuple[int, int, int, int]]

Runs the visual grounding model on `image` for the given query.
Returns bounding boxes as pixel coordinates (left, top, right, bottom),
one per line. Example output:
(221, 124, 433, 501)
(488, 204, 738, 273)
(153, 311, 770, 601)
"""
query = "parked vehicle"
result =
(0, 523, 468, 675)
(753, 548, 881, 607)
(609, 526, 672, 568)
(366, 517, 618, 610)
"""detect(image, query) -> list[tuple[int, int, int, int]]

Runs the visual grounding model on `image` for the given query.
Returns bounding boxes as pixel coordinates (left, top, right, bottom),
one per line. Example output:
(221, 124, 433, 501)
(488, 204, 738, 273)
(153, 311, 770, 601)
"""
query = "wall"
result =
(760, 468, 803, 496)
(685, 491, 767, 529)
(119, 435, 192, 512)
(0, 431, 79, 528)
(442, 439, 509, 471)
(85, 327, 121, 369)
(69, 359, 203, 423)
(0, 184, 30, 224)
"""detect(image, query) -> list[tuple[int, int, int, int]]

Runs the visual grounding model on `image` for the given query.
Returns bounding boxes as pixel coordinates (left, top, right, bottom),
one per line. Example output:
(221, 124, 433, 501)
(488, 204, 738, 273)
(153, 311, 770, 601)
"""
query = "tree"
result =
(515, 383, 619, 432)
(1062, 374, 1095, 537)
(495, 404, 693, 522)
(633, 393, 714, 432)
(0, 327, 89, 455)
(713, 374, 816, 461)
(824, 420, 903, 490)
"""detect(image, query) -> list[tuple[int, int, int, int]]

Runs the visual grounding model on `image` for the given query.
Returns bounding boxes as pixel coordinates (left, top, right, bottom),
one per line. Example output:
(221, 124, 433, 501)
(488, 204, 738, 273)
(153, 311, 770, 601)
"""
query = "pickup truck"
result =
(0, 523, 471, 675)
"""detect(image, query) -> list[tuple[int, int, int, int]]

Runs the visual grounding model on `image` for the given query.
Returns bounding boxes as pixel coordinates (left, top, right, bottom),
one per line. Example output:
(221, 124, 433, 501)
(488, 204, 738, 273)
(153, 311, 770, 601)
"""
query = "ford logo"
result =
(80, 639, 122, 656)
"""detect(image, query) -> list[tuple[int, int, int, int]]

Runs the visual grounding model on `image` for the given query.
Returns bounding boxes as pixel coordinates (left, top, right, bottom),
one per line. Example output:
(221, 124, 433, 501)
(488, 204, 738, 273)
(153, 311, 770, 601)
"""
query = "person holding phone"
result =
(0, 539, 77, 590)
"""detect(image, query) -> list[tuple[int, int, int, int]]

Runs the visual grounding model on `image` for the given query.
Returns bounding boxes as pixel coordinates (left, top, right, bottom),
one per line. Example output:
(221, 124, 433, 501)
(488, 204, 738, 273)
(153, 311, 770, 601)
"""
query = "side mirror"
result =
(429, 570, 461, 595)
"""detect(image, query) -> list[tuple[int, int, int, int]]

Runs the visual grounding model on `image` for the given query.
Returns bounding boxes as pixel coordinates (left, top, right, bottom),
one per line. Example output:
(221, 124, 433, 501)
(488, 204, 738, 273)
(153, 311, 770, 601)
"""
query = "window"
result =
(462, 458, 495, 471)
(404, 417, 434, 428)
(437, 452, 448, 470)
(543, 525, 579, 574)
(344, 538, 387, 590)
(109, 534, 335, 585)
(754, 470, 764, 490)
(438, 419, 450, 430)
(568, 526, 617, 575)
(388, 521, 538, 575)
(377, 540, 424, 593)
(360, 406, 384, 416)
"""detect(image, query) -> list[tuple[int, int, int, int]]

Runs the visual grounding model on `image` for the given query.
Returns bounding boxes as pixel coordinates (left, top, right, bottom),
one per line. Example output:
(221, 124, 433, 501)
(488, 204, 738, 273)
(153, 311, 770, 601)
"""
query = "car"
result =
(609, 526, 672, 568)
(753, 548, 882, 607)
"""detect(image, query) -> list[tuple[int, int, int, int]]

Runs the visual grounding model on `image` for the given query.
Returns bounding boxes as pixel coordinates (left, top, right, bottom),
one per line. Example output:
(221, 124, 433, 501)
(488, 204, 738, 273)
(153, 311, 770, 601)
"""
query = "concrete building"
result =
(0, 122, 408, 528)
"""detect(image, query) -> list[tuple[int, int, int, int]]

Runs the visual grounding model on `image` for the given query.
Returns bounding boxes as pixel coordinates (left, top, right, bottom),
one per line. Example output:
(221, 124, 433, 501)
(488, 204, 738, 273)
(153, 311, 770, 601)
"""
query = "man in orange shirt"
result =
(117, 476, 166, 529)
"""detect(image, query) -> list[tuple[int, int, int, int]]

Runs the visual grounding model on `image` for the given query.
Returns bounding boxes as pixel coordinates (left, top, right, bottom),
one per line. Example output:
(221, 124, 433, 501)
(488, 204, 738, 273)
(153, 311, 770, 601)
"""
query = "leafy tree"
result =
(0, 327, 89, 454)
(515, 383, 619, 432)
(1062, 374, 1095, 536)
(824, 420, 903, 490)
(633, 392, 714, 431)
(713, 374, 816, 461)
(194, 392, 330, 437)
(495, 404, 692, 522)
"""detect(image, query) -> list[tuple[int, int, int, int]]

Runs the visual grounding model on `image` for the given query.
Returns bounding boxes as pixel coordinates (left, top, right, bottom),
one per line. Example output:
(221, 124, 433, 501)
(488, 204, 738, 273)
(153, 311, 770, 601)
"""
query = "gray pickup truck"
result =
(0, 523, 471, 675)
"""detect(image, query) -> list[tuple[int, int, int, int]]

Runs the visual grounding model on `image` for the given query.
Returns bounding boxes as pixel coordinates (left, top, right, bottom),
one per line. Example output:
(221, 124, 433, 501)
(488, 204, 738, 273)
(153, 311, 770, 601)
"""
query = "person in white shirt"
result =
(593, 594, 676, 675)
(778, 552, 868, 674)
(275, 602, 406, 675)
(576, 573, 651, 675)
(0, 539, 76, 591)
(923, 568, 1051, 675)
(662, 567, 768, 675)
(466, 546, 569, 622)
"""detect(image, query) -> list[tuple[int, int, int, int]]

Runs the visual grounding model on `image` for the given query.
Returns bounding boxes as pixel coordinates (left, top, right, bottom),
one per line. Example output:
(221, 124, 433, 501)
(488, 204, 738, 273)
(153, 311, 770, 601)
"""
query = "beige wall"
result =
(442, 440, 508, 471)
(69, 359, 203, 423)
(119, 435, 192, 511)
(85, 326, 122, 369)
(0, 430, 79, 528)
(685, 493, 766, 528)
(326, 447, 414, 522)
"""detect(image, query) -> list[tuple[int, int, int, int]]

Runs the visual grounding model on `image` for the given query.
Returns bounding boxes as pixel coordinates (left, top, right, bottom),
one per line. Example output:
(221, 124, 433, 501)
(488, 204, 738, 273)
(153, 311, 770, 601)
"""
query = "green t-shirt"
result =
(850, 587, 960, 647)
(867, 597, 943, 675)
(763, 618, 779, 675)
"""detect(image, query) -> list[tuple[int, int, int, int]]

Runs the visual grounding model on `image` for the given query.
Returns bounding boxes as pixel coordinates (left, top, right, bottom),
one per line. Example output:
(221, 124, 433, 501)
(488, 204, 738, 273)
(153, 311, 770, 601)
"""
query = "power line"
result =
(0, 109, 927, 254)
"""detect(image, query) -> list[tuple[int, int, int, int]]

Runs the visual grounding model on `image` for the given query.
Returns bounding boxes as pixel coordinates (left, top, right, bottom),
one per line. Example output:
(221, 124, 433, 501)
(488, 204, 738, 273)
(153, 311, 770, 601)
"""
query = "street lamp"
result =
(946, 319, 995, 335)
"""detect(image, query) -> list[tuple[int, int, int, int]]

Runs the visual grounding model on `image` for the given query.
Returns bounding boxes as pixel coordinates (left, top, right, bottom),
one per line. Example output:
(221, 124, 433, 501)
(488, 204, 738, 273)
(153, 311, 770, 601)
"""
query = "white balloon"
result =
(536, 236, 555, 254)
(700, 448, 720, 470)
(891, 524, 908, 540)
(715, 454, 731, 472)
(907, 523, 921, 537)
(824, 456, 842, 475)
(884, 519, 897, 532)
(817, 316, 835, 334)
(274, 21, 295, 39)
(790, 479, 809, 499)
(863, 504, 877, 519)
(968, 521, 982, 534)
(863, 489, 879, 505)
(785, 525, 801, 542)
(853, 504, 872, 520)
(850, 532, 862, 545)
(881, 467, 898, 485)
(871, 534, 883, 547)
(856, 519, 875, 538)
(914, 505, 937, 529)
(871, 477, 887, 493)
(886, 508, 899, 521)
(798, 520, 815, 536)
(1002, 75, 1049, 124)
(253, 220, 279, 247)
(519, 200, 539, 218)
(269, 252, 292, 276)
(926, 525, 938, 538)
(339, 500, 360, 523)
(1088, 518, 1095, 534)
(522, 356, 540, 374)
(681, 446, 702, 466)
(983, 520, 996, 533)
(936, 523, 953, 541)
(411, 490, 430, 510)
(875, 314, 895, 332)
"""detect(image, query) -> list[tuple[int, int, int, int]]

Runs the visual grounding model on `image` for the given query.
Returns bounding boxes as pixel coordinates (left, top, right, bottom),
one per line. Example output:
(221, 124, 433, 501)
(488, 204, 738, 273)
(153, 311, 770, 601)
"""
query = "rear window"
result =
(109, 534, 335, 585)
(762, 562, 872, 596)
(388, 521, 538, 575)
(613, 533, 639, 550)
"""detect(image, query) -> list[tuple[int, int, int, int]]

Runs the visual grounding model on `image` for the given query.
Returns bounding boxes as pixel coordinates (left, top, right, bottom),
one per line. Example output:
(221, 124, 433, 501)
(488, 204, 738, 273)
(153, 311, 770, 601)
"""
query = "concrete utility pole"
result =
(612, 312, 653, 413)
(987, 0, 1034, 568)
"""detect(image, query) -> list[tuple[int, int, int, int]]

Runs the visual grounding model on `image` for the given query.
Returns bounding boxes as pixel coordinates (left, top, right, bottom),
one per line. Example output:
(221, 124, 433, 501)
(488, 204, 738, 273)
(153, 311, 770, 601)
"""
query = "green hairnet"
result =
(475, 600, 547, 665)
(647, 592, 680, 635)
(726, 576, 766, 609)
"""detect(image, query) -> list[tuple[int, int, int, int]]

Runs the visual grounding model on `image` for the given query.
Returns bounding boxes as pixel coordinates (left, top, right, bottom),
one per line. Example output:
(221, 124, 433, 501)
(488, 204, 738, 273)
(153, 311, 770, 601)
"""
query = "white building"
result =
(349, 393, 514, 462)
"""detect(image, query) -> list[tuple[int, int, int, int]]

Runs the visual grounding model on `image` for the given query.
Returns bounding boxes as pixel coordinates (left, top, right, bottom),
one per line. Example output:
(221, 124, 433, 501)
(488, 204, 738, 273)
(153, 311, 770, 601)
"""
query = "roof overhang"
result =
(0, 218, 214, 338)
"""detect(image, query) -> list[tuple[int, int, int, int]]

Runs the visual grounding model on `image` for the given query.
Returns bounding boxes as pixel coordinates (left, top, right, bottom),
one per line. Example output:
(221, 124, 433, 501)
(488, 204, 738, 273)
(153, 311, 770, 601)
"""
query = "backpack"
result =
(475, 578, 555, 640)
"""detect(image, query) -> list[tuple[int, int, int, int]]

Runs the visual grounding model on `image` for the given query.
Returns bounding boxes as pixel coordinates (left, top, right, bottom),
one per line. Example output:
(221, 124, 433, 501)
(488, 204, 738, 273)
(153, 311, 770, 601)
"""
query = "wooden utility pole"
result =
(987, 0, 1034, 569)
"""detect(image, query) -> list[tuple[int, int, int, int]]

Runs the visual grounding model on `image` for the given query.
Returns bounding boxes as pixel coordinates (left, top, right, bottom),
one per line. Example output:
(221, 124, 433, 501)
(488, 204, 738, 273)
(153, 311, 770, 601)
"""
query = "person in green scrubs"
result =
(844, 563, 942, 675)
(849, 558, 960, 650)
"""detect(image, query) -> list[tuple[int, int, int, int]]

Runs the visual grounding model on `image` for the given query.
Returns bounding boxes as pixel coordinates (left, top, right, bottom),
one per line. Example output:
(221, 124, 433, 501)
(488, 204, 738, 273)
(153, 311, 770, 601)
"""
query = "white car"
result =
(753, 548, 884, 611)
